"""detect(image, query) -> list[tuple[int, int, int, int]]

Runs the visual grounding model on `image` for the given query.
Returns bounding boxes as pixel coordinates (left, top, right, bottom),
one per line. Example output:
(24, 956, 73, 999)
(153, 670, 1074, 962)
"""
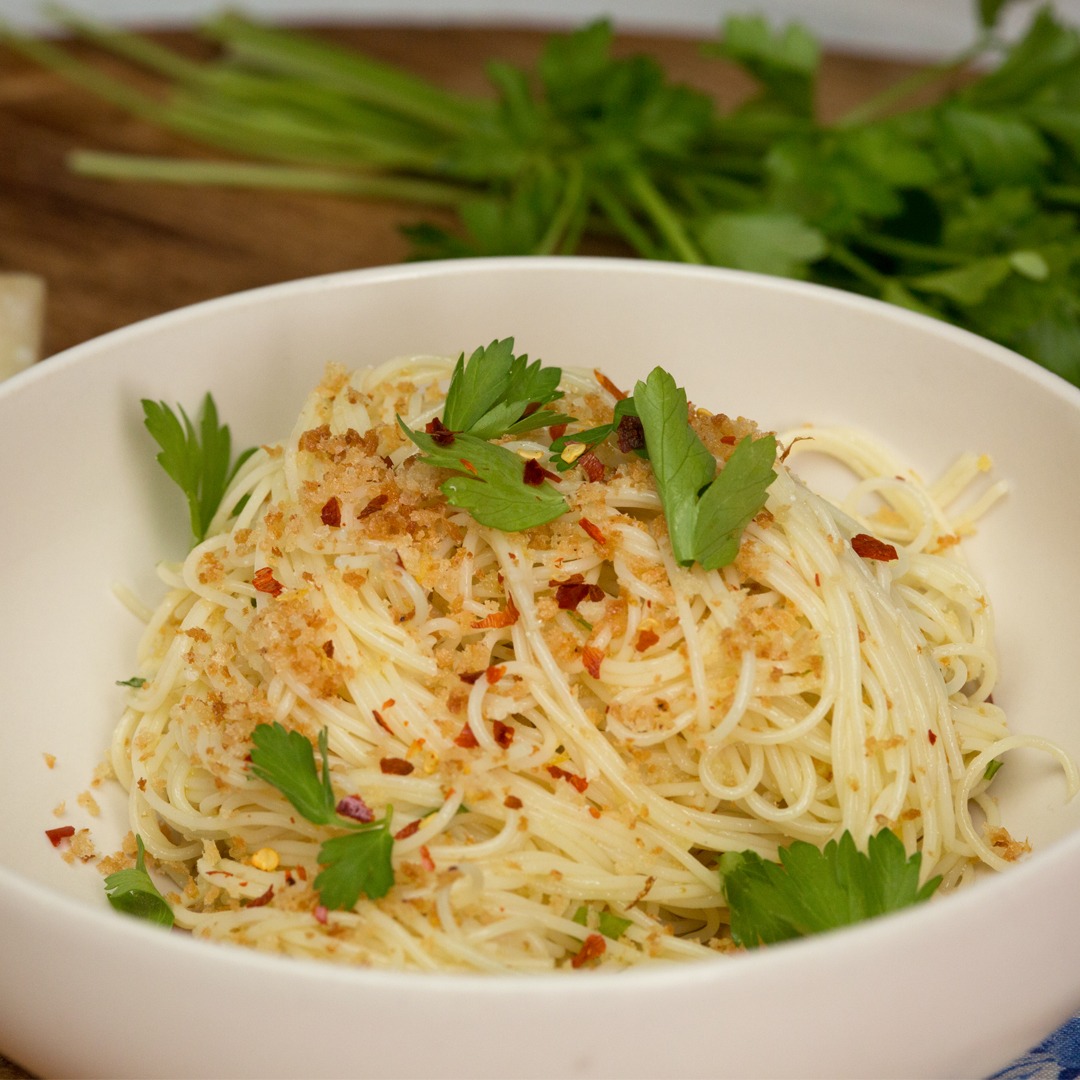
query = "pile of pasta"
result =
(111, 356, 1056, 971)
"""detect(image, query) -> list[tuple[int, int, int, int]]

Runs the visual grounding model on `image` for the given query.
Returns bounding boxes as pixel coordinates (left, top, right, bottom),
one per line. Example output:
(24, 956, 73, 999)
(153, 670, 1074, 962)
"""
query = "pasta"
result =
(110, 354, 1077, 970)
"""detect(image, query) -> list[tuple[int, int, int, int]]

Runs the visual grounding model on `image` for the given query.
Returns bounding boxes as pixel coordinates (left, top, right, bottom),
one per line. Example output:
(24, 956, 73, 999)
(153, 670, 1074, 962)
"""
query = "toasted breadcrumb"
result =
(986, 825, 1031, 862)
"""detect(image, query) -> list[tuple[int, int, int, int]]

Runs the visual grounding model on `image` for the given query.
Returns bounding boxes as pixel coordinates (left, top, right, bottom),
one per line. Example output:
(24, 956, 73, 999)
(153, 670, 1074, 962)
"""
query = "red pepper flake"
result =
(137, 777, 147, 791)
(458, 458, 478, 475)
(320, 496, 342, 527)
(45, 825, 75, 847)
(372, 709, 392, 733)
(504, 794, 523, 810)
(419, 845, 435, 872)
(851, 533, 899, 562)
(485, 664, 506, 685)
(245, 885, 275, 908)
(313, 904, 328, 924)
(470, 595, 520, 629)
(594, 369, 627, 401)
(425, 416, 455, 446)
(571, 932, 607, 968)
(588, 807, 601, 819)
(459, 670, 484, 685)
(336, 794, 375, 823)
(252, 566, 284, 596)
(615, 414, 646, 454)
(285, 871, 296, 886)
(814, 573, 822, 587)
(579, 450, 607, 483)
(553, 579, 605, 611)
(493, 720, 515, 748)
(395, 818, 422, 840)
(549, 422, 568, 441)
(454, 723, 479, 749)
(296, 865, 308, 881)
(383, 699, 395, 710)
(578, 518, 606, 545)
(322, 639, 335, 658)
(928, 730, 938, 745)
(581, 645, 604, 679)
(548, 765, 589, 793)
(522, 458, 562, 486)
(380, 757, 415, 776)
(720, 434, 737, 446)
(358, 492, 389, 520)
(635, 629, 659, 652)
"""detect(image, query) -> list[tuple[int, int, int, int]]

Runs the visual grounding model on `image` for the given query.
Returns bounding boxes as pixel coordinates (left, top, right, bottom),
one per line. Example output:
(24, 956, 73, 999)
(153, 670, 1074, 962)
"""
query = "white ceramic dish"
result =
(1, 257, 1078, 1079)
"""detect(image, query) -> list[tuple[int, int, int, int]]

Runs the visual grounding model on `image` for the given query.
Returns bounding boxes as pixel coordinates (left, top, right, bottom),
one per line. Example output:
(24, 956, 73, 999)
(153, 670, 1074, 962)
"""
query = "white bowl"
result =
(1, 257, 1078, 1079)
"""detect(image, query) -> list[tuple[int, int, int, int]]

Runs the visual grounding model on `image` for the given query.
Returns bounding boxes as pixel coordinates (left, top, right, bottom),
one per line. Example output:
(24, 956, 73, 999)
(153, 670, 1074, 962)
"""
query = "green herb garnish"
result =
(141, 394, 256, 545)
(572, 905, 633, 940)
(632, 367, 777, 570)
(115, 676, 147, 688)
(248, 721, 394, 909)
(984, 758, 1004, 781)
(719, 829, 941, 948)
(103, 834, 174, 928)
(398, 338, 573, 531)
(441, 337, 573, 438)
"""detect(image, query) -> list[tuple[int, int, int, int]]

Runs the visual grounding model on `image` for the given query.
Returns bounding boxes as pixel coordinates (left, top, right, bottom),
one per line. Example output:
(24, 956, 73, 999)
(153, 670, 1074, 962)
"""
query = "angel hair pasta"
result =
(108, 345, 1077, 971)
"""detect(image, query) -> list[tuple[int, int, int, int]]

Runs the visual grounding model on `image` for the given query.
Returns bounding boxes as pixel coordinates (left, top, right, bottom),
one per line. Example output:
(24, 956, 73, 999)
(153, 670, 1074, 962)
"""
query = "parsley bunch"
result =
(9, 2, 1080, 381)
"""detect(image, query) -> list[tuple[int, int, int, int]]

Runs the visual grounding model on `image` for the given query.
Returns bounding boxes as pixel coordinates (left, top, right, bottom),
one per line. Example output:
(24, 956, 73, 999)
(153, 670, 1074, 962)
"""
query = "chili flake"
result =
(548, 765, 589, 793)
(252, 566, 284, 596)
(320, 496, 342, 527)
(571, 932, 607, 968)
(851, 533, 899, 562)
(425, 417, 455, 445)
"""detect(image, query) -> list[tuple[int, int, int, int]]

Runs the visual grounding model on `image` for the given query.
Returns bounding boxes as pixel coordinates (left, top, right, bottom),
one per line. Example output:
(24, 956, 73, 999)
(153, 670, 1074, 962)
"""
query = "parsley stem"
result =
(203, 11, 489, 137)
(536, 162, 586, 255)
(69, 150, 470, 205)
(828, 243, 891, 290)
(835, 36, 991, 129)
(853, 232, 976, 267)
(1045, 184, 1080, 208)
(625, 169, 706, 265)
(592, 180, 664, 260)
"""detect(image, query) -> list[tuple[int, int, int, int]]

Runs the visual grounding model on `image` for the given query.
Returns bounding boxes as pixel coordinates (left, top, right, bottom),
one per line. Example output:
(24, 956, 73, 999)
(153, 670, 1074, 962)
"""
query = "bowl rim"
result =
(2, 253, 1078, 994)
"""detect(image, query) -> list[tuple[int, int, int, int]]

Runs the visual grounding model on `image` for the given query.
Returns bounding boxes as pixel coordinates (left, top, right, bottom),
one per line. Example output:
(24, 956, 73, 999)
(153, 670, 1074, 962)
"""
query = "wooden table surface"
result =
(0, 20, 922, 1078)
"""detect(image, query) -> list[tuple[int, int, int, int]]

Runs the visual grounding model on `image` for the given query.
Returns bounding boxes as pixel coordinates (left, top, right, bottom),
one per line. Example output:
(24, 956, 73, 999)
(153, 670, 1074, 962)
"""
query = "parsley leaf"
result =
(249, 722, 337, 826)
(442, 337, 572, 438)
(401, 424, 568, 531)
(719, 829, 941, 948)
(315, 823, 395, 909)
(632, 367, 776, 570)
(248, 722, 396, 909)
(103, 834, 174, 928)
(141, 394, 256, 545)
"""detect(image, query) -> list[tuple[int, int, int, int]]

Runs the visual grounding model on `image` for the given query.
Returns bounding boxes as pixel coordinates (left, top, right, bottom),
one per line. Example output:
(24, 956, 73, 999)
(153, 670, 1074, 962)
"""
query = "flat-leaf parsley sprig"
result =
(142, 394, 256, 545)
(398, 337, 576, 531)
(249, 722, 394, 910)
(719, 829, 941, 947)
(103, 834, 175, 928)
